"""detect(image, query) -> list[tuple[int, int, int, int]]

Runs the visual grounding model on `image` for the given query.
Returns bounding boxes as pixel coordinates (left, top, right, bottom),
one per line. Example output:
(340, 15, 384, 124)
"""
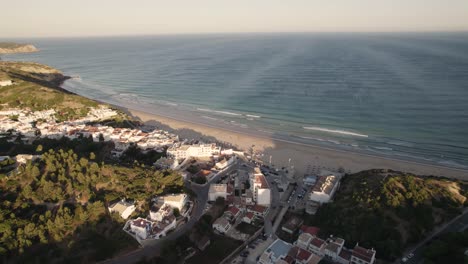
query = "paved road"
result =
(398, 208, 468, 264)
(101, 161, 239, 264)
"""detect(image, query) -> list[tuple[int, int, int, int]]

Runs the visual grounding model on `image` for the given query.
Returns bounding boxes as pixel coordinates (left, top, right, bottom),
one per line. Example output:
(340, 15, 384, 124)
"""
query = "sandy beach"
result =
(125, 108, 468, 180)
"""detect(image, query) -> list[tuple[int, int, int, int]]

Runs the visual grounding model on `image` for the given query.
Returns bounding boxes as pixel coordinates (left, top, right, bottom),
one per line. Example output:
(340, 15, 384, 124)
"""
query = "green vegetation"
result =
(0, 148, 184, 263)
(423, 230, 468, 264)
(0, 61, 99, 121)
(0, 42, 31, 49)
(186, 235, 242, 264)
(308, 169, 468, 261)
(236, 222, 260, 235)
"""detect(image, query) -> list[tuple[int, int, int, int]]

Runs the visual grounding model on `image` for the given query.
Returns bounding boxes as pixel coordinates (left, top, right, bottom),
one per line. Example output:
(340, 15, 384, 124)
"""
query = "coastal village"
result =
(0, 100, 378, 264)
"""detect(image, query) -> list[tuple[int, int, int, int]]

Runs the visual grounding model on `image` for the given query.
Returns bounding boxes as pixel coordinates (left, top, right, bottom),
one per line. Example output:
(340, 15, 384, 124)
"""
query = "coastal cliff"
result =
(0, 42, 39, 54)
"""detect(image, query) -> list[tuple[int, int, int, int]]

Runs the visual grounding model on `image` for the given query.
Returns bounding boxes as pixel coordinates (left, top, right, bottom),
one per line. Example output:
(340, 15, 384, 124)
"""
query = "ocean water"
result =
(3, 33, 468, 169)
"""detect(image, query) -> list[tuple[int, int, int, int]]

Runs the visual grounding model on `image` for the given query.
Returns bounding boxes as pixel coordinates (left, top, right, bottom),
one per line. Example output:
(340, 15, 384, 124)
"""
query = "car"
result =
(408, 253, 414, 258)
(248, 244, 255, 249)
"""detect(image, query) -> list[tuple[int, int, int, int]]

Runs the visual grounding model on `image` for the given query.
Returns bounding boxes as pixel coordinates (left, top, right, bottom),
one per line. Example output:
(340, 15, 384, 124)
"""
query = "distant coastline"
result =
(0, 42, 39, 54)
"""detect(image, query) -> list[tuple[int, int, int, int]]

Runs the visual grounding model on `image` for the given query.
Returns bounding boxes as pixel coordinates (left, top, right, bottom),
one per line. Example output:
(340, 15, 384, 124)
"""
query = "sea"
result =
(3, 33, 468, 169)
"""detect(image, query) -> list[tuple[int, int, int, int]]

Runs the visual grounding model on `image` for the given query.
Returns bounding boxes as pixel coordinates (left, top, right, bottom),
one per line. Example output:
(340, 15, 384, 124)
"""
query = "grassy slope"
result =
(0, 61, 99, 120)
(0, 43, 27, 49)
(310, 169, 468, 261)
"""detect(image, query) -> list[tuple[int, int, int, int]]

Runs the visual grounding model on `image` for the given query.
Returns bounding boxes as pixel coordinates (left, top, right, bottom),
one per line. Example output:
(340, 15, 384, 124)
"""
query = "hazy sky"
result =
(1, 0, 468, 37)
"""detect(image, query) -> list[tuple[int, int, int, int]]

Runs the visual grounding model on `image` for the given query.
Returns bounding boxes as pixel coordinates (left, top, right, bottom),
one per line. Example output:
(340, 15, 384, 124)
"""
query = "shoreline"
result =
(56, 79, 468, 180)
(118, 106, 468, 180)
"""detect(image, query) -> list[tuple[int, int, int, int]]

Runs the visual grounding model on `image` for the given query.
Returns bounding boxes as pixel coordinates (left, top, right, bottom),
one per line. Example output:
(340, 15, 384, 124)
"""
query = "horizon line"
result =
(2, 30, 468, 39)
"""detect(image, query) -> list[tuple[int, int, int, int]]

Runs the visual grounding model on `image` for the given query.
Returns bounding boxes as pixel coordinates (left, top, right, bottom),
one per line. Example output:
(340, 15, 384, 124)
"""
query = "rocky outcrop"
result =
(0, 43, 39, 54)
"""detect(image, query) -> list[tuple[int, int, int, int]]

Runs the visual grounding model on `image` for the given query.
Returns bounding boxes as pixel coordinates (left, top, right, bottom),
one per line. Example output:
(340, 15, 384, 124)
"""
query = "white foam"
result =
(303, 126, 369, 138)
(197, 108, 241, 116)
(246, 114, 261, 118)
(373, 146, 393, 151)
(215, 110, 241, 116)
(201, 116, 218, 121)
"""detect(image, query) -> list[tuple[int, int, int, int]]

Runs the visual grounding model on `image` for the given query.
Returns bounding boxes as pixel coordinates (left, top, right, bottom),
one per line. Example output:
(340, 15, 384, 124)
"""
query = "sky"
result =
(1, 0, 468, 37)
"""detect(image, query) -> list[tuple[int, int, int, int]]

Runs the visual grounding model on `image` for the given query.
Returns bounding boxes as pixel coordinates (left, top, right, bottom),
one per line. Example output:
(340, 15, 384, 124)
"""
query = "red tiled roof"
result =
(300, 225, 320, 236)
(254, 174, 269, 189)
(352, 246, 375, 263)
(245, 212, 255, 219)
(283, 255, 295, 264)
(227, 206, 240, 216)
(296, 248, 312, 261)
(339, 249, 352, 261)
(249, 204, 267, 214)
(310, 238, 325, 248)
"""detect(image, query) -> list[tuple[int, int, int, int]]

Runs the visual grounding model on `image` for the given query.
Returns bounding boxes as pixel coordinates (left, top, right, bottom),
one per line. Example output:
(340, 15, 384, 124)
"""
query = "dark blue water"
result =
(3, 33, 468, 168)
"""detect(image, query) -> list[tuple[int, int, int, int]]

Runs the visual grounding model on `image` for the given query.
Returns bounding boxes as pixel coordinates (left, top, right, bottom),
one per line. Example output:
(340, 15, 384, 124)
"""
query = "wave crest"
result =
(303, 126, 369, 138)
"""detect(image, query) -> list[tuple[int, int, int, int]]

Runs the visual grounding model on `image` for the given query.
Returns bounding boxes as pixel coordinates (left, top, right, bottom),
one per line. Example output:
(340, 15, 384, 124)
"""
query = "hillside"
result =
(0, 148, 184, 263)
(0, 42, 39, 54)
(310, 169, 468, 261)
(0, 61, 100, 121)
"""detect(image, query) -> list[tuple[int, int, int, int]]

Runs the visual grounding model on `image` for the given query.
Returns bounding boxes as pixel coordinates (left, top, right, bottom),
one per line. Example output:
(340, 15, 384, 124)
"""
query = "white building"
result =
(108, 199, 136, 219)
(208, 184, 228, 202)
(250, 167, 271, 206)
(308, 174, 340, 204)
(0, 80, 13, 87)
(162, 193, 188, 211)
(212, 217, 231, 234)
(149, 203, 173, 221)
(151, 215, 177, 239)
(167, 143, 221, 160)
(215, 156, 234, 170)
(351, 245, 376, 264)
(258, 239, 293, 264)
(129, 218, 152, 240)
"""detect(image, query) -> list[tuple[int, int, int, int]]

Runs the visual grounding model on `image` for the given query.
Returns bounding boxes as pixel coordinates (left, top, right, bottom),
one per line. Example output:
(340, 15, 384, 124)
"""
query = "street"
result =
(100, 160, 240, 264)
(399, 208, 468, 264)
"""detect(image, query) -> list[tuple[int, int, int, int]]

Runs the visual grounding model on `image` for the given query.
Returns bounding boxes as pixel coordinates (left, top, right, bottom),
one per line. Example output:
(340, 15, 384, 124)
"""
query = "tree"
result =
(173, 208, 180, 218)
(36, 144, 43, 153)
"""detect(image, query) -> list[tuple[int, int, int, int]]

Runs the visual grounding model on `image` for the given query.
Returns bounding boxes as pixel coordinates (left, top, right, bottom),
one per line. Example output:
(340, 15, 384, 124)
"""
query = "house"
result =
(162, 193, 188, 211)
(243, 212, 255, 224)
(149, 203, 173, 221)
(213, 217, 231, 234)
(225, 206, 241, 220)
(308, 237, 326, 256)
(308, 174, 340, 204)
(300, 225, 320, 237)
(108, 199, 136, 219)
(351, 245, 376, 264)
(129, 218, 152, 240)
(288, 246, 315, 264)
(337, 249, 352, 264)
(250, 167, 271, 205)
(0, 80, 13, 87)
(167, 143, 221, 160)
(296, 232, 314, 250)
(324, 237, 345, 261)
(258, 239, 293, 264)
(215, 156, 234, 170)
(151, 214, 176, 239)
(247, 204, 268, 217)
(281, 216, 304, 235)
(208, 184, 228, 201)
